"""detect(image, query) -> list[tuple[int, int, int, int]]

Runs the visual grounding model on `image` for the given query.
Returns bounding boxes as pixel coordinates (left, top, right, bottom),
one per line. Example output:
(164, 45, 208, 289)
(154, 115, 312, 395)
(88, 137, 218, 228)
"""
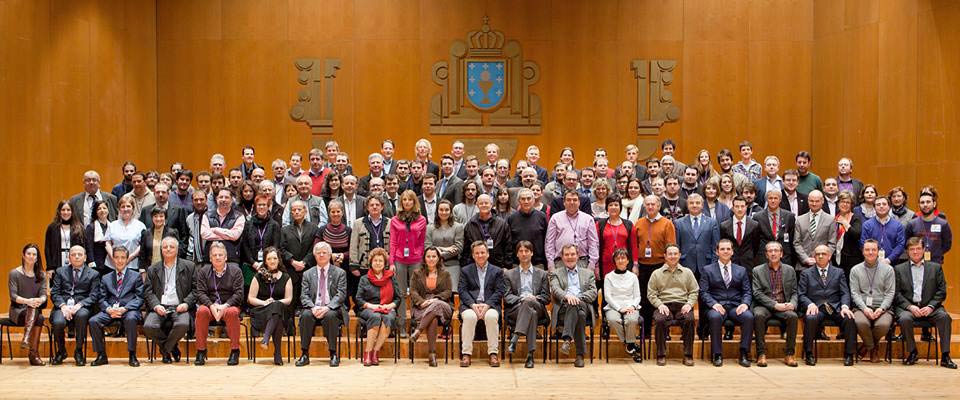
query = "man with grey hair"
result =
(143, 236, 195, 363)
(794, 190, 837, 273)
(283, 175, 328, 226)
(209, 153, 226, 175)
(358, 152, 385, 197)
(297, 241, 348, 367)
(69, 170, 119, 225)
(193, 241, 244, 366)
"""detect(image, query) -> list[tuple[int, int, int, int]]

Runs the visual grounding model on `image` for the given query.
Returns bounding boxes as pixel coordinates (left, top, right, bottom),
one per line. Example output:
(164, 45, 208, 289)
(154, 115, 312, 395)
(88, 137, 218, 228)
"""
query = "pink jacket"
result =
(389, 215, 427, 265)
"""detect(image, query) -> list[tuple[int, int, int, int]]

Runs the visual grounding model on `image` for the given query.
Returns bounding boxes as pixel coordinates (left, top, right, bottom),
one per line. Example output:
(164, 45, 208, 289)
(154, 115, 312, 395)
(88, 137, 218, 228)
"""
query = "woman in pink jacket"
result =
(389, 189, 427, 337)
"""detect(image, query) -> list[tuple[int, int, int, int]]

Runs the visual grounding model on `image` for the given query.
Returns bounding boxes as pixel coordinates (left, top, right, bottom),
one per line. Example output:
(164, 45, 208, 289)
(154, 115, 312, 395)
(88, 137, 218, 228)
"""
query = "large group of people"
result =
(6, 138, 954, 370)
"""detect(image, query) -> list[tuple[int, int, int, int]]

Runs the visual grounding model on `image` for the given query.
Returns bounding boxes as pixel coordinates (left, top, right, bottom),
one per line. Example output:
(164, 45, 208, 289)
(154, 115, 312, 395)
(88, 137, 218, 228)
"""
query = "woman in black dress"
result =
(833, 191, 864, 280)
(84, 200, 113, 276)
(246, 246, 292, 365)
(43, 200, 84, 279)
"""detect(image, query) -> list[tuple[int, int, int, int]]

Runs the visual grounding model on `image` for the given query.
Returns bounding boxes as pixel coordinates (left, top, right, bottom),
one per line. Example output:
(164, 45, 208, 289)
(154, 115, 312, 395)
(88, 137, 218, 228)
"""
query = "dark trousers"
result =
(707, 305, 754, 356)
(556, 302, 589, 356)
(753, 306, 798, 356)
(299, 309, 342, 353)
(51, 307, 92, 354)
(508, 298, 546, 354)
(90, 310, 141, 353)
(143, 311, 191, 354)
(802, 309, 857, 355)
(652, 302, 695, 358)
(637, 263, 659, 336)
(898, 308, 952, 355)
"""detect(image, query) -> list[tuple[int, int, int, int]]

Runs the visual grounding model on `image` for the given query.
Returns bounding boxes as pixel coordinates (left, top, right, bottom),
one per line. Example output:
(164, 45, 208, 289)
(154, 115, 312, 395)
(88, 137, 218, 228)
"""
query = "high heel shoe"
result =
(428, 352, 438, 367)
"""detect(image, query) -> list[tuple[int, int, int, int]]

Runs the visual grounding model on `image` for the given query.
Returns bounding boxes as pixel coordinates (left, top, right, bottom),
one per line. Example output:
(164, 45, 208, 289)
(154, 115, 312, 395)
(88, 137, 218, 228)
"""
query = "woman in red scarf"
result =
(356, 247, 400, 366)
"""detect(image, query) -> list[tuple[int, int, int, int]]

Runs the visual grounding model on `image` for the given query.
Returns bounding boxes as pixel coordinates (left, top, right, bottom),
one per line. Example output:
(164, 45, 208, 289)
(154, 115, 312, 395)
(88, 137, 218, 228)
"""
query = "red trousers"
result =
(195, 305, 241, 350)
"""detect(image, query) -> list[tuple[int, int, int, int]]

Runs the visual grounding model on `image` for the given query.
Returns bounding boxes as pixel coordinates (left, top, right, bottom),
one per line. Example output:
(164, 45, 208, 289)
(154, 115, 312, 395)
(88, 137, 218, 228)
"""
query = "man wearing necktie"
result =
(50, 245, 100, 366)
(720, 196, 761, 271)
(698, 239, 754, 367)
(297, 242, 348, 367)
(89, 246, 144, 367)
(68, 170, 119, 225)
(797, 244, 857, 366)
(794, 191, 838, 273)
(674, 194, 720, 339)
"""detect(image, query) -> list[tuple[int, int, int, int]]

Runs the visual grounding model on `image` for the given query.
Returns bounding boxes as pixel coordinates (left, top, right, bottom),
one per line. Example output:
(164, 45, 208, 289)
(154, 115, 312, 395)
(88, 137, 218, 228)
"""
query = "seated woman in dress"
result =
(355, 248, 400, 366)
(7, 243, 48, 365)
(408, 247, 453, 367)
(246, 246, 292, 365)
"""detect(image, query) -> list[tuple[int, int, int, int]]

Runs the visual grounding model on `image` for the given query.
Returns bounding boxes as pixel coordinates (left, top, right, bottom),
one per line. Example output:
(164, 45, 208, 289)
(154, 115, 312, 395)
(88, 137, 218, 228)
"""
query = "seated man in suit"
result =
(699, 239, 754, 367)
(894, 237, 957, 368)
(50, 245, 101, 366)
(296, 242, 348, 367)
(751, 241, 799, 367)
(549, 244, 598, 368)
(143, 236, 196, 364)
(794, 190, 838, 273)
(193, 241, 245, 366)
(648, 244, 698, 366)
(89, 246, 144, 367)
(459, 241, 507, 368)
(798, 244, 857, 366)
(504, 241, 551, 368)
(720, 196, 761, 271)
(674, 193, 720, 339)
(753, 190, 797, 267)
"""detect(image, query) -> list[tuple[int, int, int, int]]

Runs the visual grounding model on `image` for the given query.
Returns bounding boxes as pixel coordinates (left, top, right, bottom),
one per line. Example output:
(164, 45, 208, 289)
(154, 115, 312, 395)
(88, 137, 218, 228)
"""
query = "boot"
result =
(428, 352, 438, 367)
(372, 350, 380, 366)
(27, 324, 45, 366)
(362, 351, 372, 367)
(21, 309, 37, 349)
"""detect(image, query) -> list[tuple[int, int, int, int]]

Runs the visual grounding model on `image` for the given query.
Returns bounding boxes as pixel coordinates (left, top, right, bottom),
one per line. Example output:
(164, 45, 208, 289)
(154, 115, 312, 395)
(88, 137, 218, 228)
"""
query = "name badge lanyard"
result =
(211, 272, 222, 304)
(256, 225, 267, 261)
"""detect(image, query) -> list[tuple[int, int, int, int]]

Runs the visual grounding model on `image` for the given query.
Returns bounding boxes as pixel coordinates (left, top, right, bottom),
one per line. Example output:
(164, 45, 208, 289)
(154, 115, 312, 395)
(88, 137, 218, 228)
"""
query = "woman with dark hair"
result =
(529, 181, 549, 214)
(597, 196, 634, 279)
(237, 180, 258, 217)
(7, 243, 47, 365)
(140, 207, 181, 271)
(853, 184, 878, 221)
(389, 189, 427, 336)
(320, 172, 343, 208)
(282, 183, 298, 206)
(44, 200, 85, 278)
(425, 199, 463, 288)
(834, 191, 864, 279)
(453, 180, 480, 224)
(493, 186, 514, 220)
(356, 248, 400, 366)
(603, 248, 643, 362)
(702, 179, 732, 224)
(319, 200, 354, 296)
(887, 186, 915, 226)
(408, 247, 453, 367)
(84, 200, 113, 276)
(246, 247, 292, 365)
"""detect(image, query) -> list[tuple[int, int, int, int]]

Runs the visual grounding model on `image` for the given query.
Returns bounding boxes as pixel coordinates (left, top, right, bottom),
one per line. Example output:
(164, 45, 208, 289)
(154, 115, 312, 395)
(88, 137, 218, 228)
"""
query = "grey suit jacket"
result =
(504, 266, 550, 309)
(438, 175, 464, 204)
(548, 261, 597, 330)
(300, 264, 349, 323)
(793, 210, 838, 271)
(69, 191, 119, 222)
(751, 263, 799, 310)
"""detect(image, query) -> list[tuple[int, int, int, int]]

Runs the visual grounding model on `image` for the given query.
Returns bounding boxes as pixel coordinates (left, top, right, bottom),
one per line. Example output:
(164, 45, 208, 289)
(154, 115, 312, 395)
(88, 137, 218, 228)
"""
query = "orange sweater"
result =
(632, 216, 677, 265)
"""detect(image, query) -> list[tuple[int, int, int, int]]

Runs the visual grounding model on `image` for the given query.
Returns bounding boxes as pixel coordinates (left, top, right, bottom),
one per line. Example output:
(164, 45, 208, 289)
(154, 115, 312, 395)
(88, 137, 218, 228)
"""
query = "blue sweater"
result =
(860, 216, 905, 261)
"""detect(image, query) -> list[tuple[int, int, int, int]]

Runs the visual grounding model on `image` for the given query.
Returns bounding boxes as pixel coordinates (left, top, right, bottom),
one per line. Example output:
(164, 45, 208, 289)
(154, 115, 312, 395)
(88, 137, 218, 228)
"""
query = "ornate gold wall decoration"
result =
(430, 16, 541, 134)
(631, 59, 680, 158)
(290, 58, 341, 134)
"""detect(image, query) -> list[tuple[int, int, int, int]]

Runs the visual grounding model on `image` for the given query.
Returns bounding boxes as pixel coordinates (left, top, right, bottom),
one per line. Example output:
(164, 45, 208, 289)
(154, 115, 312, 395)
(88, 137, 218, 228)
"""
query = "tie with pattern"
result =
(723, 265, 731, 287)
(810, 212, 819, 237)
(772, 213, 778, 238)
(819, 268, 827, 285)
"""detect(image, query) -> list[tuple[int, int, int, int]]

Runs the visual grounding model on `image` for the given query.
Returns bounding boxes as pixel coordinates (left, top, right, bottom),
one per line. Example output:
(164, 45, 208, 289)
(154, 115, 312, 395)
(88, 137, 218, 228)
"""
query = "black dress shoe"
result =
(723, 331, 734, 341)
(921, 327, 934, 342)
(738, 353, 751, 367)
(91, 353, 109, 366)
(903, 350, 919, 365)
(129, 353, 140, 367)
(329, 353, 340, 367)
(507, 334, 519, 354)
(941, 355, 957, 369)
(525, 354, 535, 368)
(161, 352, 173, 364)
(75, 352, 86, 367)
(843, 354, 854, 366)
(274, 354, 283, 366)
(665, 333, 672, 341)
(816, 331, 829, 340)
(227, 349, 240, 365)
(194, 350, 207, 366)
(171, 345, 181, 362)
(295, 354, 310, 367)
(52, 352, 66, 365)
(712, 354, 723, 367)
(804, 353, 816, 366)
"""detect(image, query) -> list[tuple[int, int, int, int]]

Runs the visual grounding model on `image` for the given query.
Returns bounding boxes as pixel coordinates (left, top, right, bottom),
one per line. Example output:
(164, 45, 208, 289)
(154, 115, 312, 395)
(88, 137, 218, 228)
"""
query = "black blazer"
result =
(698, 262, 752, 308)
(779, 190, 809, 215)
(144, 258, 197, 310)
(83, 222, 111, 274)
(720, 217, 762, 268)
(752, 209, 797, 267)
(458, 263, 506, 313)
(893, 261, 947, 315)
(548, 193, 592, 219)
(239, 217, 282, 266)
(798, 265, 850, 313)
(44, 222, 85, 272)
(140, 204, 188, 246)
(280, 222, 320, 271)
(68, 191, 119, 222)
(139, 226, 181, 270)
(50, 264, 101, 309)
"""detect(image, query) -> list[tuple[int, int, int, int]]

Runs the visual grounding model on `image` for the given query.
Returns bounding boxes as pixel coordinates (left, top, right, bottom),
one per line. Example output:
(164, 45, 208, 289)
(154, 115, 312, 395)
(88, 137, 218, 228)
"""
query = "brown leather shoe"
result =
(460, 354, 471, 367)
(784, 355, 798, 367)
(489, 353, 500, 367)
(870, 348, 880, 363)
(756, 354, 768, 367)
(682, 356, 695, 366)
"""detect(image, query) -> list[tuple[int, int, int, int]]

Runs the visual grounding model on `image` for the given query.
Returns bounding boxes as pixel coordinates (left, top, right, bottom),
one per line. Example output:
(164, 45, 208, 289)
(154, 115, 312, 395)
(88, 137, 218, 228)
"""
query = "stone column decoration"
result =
(631, 59, 680, 158)
(290, 58, 341, 135)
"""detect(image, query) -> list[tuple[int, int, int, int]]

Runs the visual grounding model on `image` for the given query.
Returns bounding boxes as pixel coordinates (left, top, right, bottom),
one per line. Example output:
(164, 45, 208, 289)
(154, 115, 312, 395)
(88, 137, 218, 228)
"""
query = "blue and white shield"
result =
(466, 61, 505, 110)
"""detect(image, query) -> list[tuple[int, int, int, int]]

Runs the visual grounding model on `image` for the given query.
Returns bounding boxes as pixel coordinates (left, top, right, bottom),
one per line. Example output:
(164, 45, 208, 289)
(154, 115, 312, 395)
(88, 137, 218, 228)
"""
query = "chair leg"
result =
(0, 326, 5, 364)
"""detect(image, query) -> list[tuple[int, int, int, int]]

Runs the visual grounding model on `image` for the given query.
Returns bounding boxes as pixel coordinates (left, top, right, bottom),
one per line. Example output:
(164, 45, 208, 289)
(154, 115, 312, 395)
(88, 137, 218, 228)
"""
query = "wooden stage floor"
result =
(1, 357, 958, 399)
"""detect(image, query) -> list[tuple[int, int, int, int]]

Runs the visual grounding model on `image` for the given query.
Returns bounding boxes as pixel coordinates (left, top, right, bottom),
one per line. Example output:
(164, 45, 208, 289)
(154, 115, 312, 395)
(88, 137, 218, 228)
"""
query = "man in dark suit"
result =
(779, 170, 809, 215)
(751, 242, 799, 367)
(504, 241, 551, 368)
(437, 154, 464, 204)
(69, 170, 120, 225)
(754, 190, 798, 267)
(337, 175, 367, 223)
(798, 244, 857, 366)
(281, 200, 321, 306)
(894, 237, 957, 368)
(140, 183, 188, 244)
(418, 174, 439, 223)
(548, 171, 592, 218)
(89, 246, 144, 367)
(674, 194, 720, 339)
(720, 196, 761, 270)
(357, 153, 386, 197)
(143, 237, 196, 363)
(458, 241, 507, 368)
(297, 242, 349, 367)
(549, 244, 598, 368)
(50, 245, 101, 366)
(699, 239, 754, 367)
